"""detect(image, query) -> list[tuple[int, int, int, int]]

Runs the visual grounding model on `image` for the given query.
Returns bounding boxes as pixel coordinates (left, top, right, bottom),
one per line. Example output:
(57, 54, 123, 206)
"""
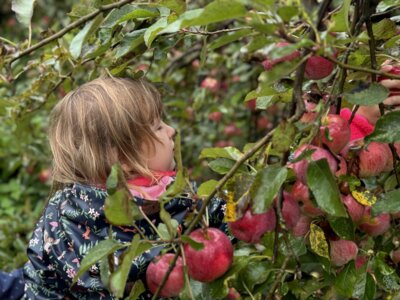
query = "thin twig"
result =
(179, 26, 252, 36)
(9, 0, 135, 65)
(325, 55, 400, 80)
(266, 256, 291, 300)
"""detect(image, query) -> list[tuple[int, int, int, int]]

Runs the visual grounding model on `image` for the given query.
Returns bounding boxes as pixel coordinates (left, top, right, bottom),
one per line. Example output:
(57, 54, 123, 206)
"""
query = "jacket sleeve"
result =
(23, 215, 65, 300)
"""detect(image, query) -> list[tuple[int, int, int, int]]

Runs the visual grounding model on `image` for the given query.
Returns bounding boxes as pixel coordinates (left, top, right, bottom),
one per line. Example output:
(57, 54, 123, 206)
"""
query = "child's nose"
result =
(167, 124, 176, 138)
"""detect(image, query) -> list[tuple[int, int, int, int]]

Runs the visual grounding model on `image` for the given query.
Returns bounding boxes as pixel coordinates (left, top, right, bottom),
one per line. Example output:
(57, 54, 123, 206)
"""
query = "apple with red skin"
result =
(208, 111, 222, 122)
(223, 123, 241, 137)
(291, 214, 312, 237)
(245, 98, 257, 111)
(184, 228, 233, 282)
(315, 114, 351, 153)
(391, 249, 400, 264)
(146, 253, 184, 297)
(228, 207, 276, 244)
(330, 239, 358, 266)
(201, 77, 220, 92)
(359, 207, 391, 236)
(341, 194, 364, 223)
(262, 42, 300, 70)
(291, 181, 324, 217)
(291, 144, 338, 184)
(282, 192, 301, 230)
(214, 140, 234, 148)
(304, 56, 335, 80)
(39, 168, 52, 183)
(358, 142, 392, 177)
(257, 116, 271, 130)
(227, 287, 241, 299)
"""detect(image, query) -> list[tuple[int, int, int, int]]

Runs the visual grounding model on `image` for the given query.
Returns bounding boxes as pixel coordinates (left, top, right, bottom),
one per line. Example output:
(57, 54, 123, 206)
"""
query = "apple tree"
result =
(2, 0, 400, 298)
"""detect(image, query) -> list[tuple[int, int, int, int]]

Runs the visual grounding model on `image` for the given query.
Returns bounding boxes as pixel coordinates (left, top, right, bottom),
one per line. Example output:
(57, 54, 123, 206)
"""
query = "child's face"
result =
(144, 120, 176, 172)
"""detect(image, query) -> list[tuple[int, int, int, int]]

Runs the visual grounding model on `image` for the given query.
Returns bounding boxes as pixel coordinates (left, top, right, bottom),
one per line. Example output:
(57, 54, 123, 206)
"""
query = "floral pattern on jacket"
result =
(23, 182, 226, 299)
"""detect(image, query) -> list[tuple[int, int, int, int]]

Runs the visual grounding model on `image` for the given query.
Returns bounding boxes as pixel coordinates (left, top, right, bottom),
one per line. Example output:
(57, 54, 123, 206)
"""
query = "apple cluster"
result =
(227, 110, 400, 268)
(145, 228, 233, 297)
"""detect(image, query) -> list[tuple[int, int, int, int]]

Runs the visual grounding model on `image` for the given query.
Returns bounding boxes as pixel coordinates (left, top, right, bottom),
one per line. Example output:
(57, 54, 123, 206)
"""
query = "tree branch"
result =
(179, 26, 252, 36)
(9, 0, 135, 65)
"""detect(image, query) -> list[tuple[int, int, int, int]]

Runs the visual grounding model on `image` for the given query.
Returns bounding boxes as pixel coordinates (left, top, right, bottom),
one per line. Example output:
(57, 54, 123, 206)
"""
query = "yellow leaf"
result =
(351, 190, 377, 206)
(224, 191, 237, 222)
(309, 224, 329, 259)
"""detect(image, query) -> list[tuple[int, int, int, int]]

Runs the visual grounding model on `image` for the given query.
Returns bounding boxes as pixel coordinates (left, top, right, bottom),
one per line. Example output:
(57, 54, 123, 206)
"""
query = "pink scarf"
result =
(340, 108, 375, 141)
(126, 171, 176, 201)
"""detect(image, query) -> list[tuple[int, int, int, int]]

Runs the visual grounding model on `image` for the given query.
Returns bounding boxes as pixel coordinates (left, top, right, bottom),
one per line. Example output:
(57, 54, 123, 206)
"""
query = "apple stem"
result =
(179, 244, 195, 300)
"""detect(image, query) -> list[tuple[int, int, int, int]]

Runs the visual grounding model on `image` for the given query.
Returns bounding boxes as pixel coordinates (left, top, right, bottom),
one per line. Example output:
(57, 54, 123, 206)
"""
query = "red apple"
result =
(208, 111, 222, 122)
(146, 253, 184, 297)
(257, 116, 271, 130)
(291, 145, 338, 184)
(291, 181, 324, 217)
(391, 249, 400, 264)
(305, 56, 335, 80)
(201, 77, 220, 92)
(39, 168, 52, 183)
(282, 192, 301, 230)
(223, 123, 241, 137)
(358, 142, 392, 177)
(227, 287, 241, 299)
(316, 114, 351, 153)
(291, 214, 312, 237)
(214, 140, 234, 148)
(262, 42, 300, 71)
(330, 239, 358, 266)
(184, 228, 233, 282)
(341, 194, 364, 223)
(359, 207, 391, 236)
(245, 98, 257, 111)
(228, 207, 276, 244)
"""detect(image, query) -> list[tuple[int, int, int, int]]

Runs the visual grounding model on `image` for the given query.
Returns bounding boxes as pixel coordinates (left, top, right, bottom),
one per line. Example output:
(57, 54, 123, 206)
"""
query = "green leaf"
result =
(144, 17, 168, 47)
(70, 15, 104, 59)
(105, 189, 134, 225)
(181, 235, 204, 251)
(371, 189, 400, 216)
(115, 29, 146, 58)
(11, 0, 36, 27)
(307, 159, 347, 217)
(199, 147, 243, 161)
(208, 158, 247, 175)
(238, 260, 272, 292)
(159, 0, 246, 34)
(353, 271, 376, 300)
(158, 0, 186, 15)
(373, 19, 397, 40)
(209, 29, 252, 50)
(335, 261, 357, 297)
(271, 122, 296, 153)
(160, 208, 178, 239)
(277, 6, 298, 22)
(250, 166, 287, 214)
(309, 223, 329, 259)
(328, 217, 354, 240)
(110, 235, 152, 298)
(343, 83, 389, 106)
(377, 0, 400, 12)
(328, 0, 350, 33)
(365, 111, 400, 144)
(197, 179, 218, 198)
(102, 5, 158, 28)
(73, 239, 126, 284)
(126, 280, 146, 300)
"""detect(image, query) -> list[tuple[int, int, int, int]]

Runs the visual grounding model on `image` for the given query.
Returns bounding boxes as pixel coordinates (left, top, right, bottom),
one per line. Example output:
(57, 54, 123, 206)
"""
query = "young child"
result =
(23, 77, 226, 299)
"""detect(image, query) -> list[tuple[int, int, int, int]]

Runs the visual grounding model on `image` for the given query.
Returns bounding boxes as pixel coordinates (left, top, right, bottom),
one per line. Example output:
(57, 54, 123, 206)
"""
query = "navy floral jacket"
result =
(23, 182, 227, 299)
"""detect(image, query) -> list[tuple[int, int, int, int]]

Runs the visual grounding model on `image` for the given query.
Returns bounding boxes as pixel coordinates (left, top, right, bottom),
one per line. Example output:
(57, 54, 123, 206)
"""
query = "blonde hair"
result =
(49, 77, 163, 184)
